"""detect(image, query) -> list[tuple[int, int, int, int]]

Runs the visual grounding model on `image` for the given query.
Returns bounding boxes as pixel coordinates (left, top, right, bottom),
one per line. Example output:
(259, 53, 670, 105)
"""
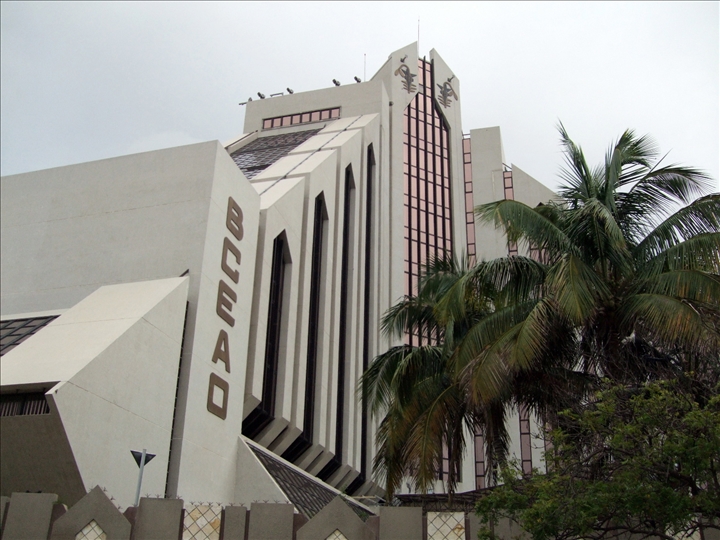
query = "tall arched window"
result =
(282, 194, 328, 462)
(243, 232, 290, 439)
(318, 164, 355, 481)
(403, 59, 453, 346)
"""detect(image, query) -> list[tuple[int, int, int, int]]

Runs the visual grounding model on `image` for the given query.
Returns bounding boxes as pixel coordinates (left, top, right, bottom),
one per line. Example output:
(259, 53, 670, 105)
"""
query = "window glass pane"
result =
(263, 119, 272, 129)
(466, 192, 474, 210)
(464, 163, 472, 180)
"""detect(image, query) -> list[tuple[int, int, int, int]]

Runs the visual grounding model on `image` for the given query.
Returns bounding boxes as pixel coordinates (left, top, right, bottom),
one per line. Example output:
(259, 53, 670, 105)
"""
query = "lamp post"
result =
(130, 449, 156, 506)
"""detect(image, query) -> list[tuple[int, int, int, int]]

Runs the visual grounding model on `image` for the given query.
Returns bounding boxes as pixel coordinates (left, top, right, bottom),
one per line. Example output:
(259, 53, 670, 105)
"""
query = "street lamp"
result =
(130, 449, 156, 506)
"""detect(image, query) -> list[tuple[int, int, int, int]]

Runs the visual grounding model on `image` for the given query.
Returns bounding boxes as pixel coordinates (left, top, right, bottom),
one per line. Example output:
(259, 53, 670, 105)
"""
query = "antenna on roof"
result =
(364, 53, 366, 82)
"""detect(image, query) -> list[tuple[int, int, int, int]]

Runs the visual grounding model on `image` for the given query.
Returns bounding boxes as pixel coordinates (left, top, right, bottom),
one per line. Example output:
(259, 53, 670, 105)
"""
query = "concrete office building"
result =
(1, 43, 555, 511)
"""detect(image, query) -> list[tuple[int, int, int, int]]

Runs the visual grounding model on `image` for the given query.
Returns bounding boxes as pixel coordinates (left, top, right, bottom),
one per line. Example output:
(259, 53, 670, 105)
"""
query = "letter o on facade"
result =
(207, 373, 229, 420)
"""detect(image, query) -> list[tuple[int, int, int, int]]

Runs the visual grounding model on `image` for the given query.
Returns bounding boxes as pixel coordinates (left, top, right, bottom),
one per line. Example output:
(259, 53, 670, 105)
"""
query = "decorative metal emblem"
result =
(437, 76, 458, 108)
(394, 57, 417, 94)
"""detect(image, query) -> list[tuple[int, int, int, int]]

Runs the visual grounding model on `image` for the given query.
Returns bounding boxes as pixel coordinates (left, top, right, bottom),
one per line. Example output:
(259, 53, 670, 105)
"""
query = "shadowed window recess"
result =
(243, 233, 290, 439)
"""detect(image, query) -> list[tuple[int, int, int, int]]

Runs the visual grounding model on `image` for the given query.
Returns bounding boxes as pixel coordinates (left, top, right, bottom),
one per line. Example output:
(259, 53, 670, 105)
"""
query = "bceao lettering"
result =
(207, 197, 243, 420)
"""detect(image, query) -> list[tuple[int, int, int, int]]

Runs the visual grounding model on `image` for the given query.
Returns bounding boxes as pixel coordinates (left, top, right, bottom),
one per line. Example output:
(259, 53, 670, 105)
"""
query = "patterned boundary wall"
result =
(0, 486, 531, 540)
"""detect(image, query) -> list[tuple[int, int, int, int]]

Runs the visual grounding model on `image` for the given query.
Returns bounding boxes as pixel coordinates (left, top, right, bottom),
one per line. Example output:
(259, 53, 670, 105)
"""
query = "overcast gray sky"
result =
(2, 1, 718, 193)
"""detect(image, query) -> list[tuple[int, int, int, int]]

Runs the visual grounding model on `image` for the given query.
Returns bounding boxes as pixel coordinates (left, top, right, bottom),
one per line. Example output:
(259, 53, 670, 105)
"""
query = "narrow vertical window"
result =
(242, 233, 288, 438)
(282, 195, 327, 462)
(346, 145, 375, 494)
(262, 235, 286, 413)
(474, 427, 486, 489)
(318, 165, 355, 481)
(462, 136, 476, 261)
(519, 405, 533, 475)
(304, 195, 326, 438)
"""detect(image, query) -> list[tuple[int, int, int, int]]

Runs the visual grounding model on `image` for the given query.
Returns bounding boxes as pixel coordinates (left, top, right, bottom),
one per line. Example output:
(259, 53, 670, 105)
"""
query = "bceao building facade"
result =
(0, 43, 555, 510)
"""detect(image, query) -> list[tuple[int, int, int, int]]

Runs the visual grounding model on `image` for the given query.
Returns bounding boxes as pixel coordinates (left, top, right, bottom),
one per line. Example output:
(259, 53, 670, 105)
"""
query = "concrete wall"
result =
(1, 141, 262, 506)
(166, 139, 261, 505)
(0, 141, 221, 316)
(1, 278, 189, 507)
(0, 489, 548, 540)
(469, 126, 509, 262)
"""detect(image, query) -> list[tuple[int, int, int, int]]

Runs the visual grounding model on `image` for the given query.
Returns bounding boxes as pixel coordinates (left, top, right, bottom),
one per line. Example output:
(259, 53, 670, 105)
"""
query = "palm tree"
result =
(361, 255, 486, 498)
(472, 124, 720, 383)
(362, 255, 586, 498)
(362, 125, 720, 499)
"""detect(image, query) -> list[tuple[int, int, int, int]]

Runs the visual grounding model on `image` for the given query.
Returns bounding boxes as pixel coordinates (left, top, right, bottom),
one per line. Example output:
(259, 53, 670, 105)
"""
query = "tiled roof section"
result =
(0, 316, 58, 356)
(248, 443, 374, 521)
(230, 129, 321, 179)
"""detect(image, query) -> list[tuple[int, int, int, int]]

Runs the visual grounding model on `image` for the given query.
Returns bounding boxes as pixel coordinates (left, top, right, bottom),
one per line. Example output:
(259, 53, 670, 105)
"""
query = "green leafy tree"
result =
(476, 377, 720, 540)
(360, 256, 493, 498)
(362, 125, 720, 499)
(472, 125, 720, 383)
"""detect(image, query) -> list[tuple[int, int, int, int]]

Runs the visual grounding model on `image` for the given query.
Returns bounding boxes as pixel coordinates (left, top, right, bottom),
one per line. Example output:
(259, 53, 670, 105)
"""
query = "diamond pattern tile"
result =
(325, 530, 349, 540)
(248, 443, 373, 521)
(0, 316, 57, 356)
(427, 512, 465, 540)
(230, 129, 321, 179)
(75, 520, 107, 540)
(183, 503, 222, 540)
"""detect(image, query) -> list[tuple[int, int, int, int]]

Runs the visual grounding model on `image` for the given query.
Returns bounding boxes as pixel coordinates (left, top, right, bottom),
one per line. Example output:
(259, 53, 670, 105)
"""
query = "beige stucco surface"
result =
(1, 277, 188, 507)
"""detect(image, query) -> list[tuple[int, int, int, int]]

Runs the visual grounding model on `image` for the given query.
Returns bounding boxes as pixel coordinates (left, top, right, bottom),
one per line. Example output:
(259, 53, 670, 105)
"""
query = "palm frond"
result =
(407, 383, 465, 493)
(642, 232, 720, 276)
(546, 253, 611, 324)
(601, 129, 657, 213)
(617, 168, 714, 241)
(479, 399, 511, 476)
(620, 293, 720, 356)
(564, 197, 633, 277)
(556, 122, 599, 202)
(511, 298, 564, 372)
(471, 256, 548, 306)
(360, 345, 411, 417)
(475, 199, 574, 258)
(638, 269, 720, 305)
(635, 194, 720, 266)
(379, 295, 439, 340)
